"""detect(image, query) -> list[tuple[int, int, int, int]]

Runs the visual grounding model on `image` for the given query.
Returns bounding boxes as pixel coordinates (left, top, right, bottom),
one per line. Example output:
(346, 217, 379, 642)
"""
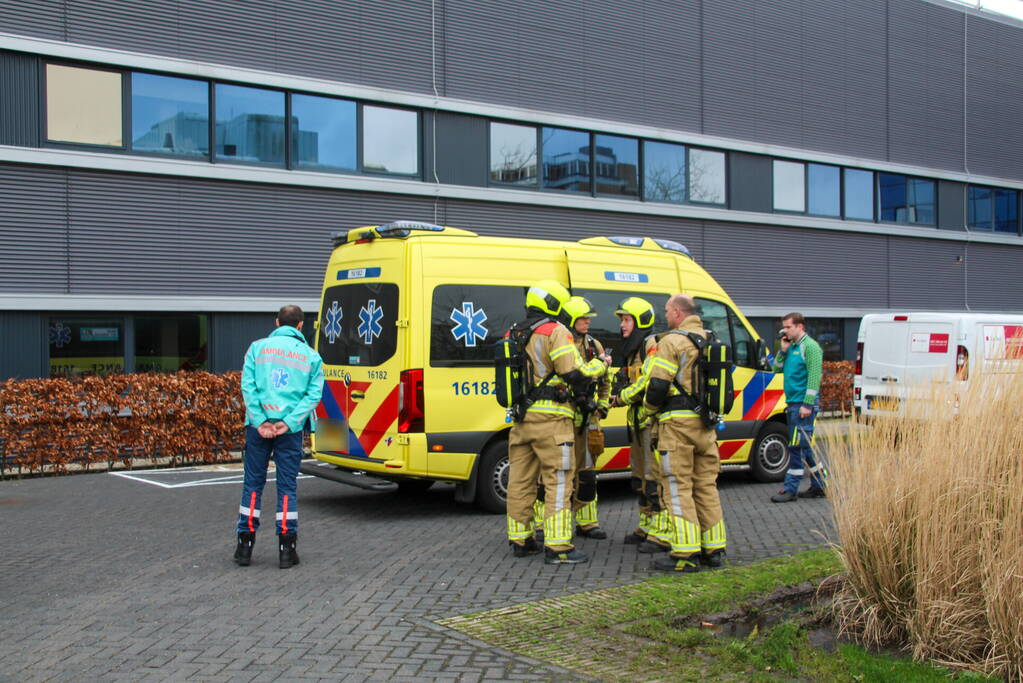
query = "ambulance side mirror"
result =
(756, 339, 773, 371)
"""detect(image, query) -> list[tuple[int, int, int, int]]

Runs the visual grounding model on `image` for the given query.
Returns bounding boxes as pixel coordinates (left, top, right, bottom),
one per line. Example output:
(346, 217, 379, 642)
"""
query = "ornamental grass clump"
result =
(827, 372, 1023, 680)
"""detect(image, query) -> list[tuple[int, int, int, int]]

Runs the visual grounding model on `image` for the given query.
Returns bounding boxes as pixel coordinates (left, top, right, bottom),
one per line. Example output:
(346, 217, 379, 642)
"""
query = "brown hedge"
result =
(820, 360, 854, 415)
(0, 371, 245, 476)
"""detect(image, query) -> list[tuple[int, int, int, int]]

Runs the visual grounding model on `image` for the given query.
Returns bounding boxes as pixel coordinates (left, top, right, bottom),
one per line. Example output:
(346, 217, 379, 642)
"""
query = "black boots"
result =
(234, 531, 255, 566)
(511, 537, 542, 558)
(279, 533, 300, 569)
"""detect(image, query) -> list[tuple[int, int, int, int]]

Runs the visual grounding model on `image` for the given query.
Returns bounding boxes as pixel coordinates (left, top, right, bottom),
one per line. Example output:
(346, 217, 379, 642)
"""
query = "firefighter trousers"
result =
(572, 426, 600, 529)
(628, 426, 669, 542)
(506, 416, 577, 551)
(655, 417, 727, 558)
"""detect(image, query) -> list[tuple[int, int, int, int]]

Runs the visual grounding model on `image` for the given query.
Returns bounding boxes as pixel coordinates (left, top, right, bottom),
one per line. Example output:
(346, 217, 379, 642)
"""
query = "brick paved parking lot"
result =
(0, 456, 835, 681)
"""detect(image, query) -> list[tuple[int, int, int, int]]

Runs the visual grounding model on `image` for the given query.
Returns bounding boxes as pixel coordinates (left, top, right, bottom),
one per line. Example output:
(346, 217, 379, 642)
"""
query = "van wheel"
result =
(475, 440, 509, 514)
(749, 422, 789, 482)
(395, 479, 435, 494)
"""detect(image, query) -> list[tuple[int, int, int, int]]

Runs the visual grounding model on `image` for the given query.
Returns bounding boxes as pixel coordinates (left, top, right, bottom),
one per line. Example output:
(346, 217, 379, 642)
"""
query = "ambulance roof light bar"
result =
(601, 235, 692, 259)
(331, 221, 447, 246)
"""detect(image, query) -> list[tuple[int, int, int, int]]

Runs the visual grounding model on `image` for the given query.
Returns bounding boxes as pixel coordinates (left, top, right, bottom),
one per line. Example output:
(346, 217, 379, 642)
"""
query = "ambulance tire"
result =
(749, 422, 789, 483)
(395, 479, 435, 494)
(476, 440, 509, 514)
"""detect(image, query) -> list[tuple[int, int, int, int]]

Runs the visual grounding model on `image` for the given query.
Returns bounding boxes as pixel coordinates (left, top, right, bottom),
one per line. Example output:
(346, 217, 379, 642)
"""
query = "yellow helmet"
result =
(525, 280, 570, 316)
(561, 296, 597, 328)
(615, 296, 655, 329)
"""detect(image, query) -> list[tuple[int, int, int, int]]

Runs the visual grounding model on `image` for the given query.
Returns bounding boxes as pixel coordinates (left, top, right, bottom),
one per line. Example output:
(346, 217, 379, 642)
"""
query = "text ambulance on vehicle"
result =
(854, 311, 1023, 417)
(301, 222, 789, 512)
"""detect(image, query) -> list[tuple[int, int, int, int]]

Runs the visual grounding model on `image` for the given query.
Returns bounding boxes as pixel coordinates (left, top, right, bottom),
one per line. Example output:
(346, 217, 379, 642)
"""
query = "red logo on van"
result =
(929, 334, 949, 353)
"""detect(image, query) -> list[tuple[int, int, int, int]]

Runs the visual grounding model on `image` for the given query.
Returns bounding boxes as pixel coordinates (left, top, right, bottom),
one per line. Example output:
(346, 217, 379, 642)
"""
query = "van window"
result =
(694, 297, 758, 369)
(318, 283, 399, 366)
(574, 289, 670, 359)
(431, 284, 526, 366)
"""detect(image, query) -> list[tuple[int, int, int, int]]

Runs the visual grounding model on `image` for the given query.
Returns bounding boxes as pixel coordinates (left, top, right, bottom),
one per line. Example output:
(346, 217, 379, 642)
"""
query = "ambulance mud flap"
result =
(299, 462, 398, 492)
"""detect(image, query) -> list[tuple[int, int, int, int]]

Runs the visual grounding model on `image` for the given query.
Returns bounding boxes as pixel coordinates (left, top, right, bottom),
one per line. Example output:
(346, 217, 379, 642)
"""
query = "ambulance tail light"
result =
(399, 369, 425, 433)
(955, 346, 969, 380)
(855, 342, 863, 375)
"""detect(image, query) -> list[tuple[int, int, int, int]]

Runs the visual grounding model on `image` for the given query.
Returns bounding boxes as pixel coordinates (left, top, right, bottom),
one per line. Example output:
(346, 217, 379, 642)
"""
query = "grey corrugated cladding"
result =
(4, 1, 1023, 177)
(0, 312, 45, 379)
(887, 236, 967, 309)
(0, 163, 68, 292)
(210, 313, 278, 373)
(0, 52, 39, 147)
(426, 111, 487, 187)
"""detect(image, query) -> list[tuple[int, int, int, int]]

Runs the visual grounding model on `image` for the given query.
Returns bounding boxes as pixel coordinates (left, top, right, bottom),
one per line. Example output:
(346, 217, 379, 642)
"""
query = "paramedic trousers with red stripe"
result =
(236, 425, 302, 535)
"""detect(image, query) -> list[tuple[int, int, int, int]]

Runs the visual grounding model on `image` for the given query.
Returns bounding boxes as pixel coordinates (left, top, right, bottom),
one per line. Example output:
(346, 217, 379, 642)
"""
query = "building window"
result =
(214, 83, 285, 165)
(643, 141, 685, 203)
(542, 127, 590, 192)
(807, 318, 844, 361)
(45, 64, 123, 147)
(291, 94, 356, 171)
(968, 186, 1019, 234)
(48, 318, 125, 377)
(134, 315, 209, 372)
(807, 163, 840, 217)
(593, 134, 638, 198)
(489, 122, 538, 186)
(773, 160, 806, 213)
(131, 72, 209, 157)
(362, 105, 419, 175)
(843, 168, 875, 221)
(879, 173, 935, 225)
(688, 148, 726, 204)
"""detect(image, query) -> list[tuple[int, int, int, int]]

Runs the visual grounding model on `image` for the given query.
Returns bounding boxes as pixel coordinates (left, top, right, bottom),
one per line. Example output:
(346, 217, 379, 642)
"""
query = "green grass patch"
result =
(437, 549, 997, 681)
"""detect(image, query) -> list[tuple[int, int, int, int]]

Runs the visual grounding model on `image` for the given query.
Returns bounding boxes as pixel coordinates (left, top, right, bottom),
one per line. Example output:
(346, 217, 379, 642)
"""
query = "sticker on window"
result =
(358, 299, 384, 344)
(323, 301, 343, 344)
(450, 302, 489, 348)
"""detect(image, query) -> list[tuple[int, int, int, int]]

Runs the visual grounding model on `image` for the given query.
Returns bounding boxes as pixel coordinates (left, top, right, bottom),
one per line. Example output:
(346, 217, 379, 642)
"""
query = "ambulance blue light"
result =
(607, 236, 645, 247)
(653, 238, 691, 258)
(376, 221, 445, 238)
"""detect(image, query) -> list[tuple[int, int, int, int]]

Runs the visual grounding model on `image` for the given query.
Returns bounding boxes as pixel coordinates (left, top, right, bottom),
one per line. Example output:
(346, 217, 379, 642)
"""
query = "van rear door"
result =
(904, 320, 955, 384)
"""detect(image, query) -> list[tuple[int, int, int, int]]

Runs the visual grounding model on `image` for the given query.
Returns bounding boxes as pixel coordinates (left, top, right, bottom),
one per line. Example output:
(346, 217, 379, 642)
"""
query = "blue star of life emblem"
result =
(450, 302, 489, 348)
(324, 301, 343, 344)
(271, 368, 290, 389)
(49, 322, 72, 349)
(358, 299, 384, 345)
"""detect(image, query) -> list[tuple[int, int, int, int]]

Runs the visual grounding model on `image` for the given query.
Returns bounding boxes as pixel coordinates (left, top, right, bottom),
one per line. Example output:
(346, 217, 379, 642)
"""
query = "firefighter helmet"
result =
(561, 296, 597, 328)
(525, 280, 570, 316)
(615, 297, 655, 329)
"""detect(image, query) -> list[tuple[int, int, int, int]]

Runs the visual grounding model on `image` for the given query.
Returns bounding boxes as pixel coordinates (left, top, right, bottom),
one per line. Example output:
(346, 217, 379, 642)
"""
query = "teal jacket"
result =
(241, 326, 324, 434)
(772, 334, 823, 407)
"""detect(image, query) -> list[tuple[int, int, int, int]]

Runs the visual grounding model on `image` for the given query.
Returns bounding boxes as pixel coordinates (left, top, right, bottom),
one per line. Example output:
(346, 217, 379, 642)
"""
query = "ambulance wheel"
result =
(395, 479, 435, 494)
(476, 440, 509, 514)
(749, 422, 789, 482)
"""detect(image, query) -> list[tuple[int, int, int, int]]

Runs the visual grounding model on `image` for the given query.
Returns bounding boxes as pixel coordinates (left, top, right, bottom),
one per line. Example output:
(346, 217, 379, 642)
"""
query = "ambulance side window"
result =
(729, 311, 756, 368)
(318, 283, 399, 366)
(693, 297, 757, 369)
(431, 284, 526, 366)
(694, 298, 731, 346)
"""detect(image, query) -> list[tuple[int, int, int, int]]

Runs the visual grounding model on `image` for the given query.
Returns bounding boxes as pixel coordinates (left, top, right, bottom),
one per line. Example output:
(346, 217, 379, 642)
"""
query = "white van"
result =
(854, 312, 1023, 417)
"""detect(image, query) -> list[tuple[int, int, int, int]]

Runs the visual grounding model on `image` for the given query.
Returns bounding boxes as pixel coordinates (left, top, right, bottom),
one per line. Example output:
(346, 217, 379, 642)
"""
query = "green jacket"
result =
(772, 333, 822, 406)
(241, 326, 324, 433)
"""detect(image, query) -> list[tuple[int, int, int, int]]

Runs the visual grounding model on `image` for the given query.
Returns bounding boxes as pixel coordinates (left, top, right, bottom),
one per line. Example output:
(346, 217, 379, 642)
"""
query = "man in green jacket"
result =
(770, 312, 827, 503)
(234, 305, 323, 568)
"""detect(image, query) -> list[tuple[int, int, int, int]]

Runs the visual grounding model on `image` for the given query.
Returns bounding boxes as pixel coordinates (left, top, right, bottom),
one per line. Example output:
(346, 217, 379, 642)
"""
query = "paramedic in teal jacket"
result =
(233, 305, 323, 569)
(770, 312, 827, 503)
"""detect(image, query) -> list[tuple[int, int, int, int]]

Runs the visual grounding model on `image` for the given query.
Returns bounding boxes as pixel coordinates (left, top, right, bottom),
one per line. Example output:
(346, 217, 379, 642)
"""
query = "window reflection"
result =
(844, 168, 874, 221)
(542, 127, 590, 192)
(131, 73, 209, 157)
(594, 134, 638, 197)
(215, 84, 285, 164)
(807, 164, 840, 217)
(291, 94, 356, 170)
(773, 160, 806, 212)
(362, 105, 419, 175)
(49, 318, 125, 377)
(969, 186, 1020, 234)
(643, 141, 685, 203)
(46, 64, 123, 147)
(688, 148, 726, 204)
(490, 122, 537, 185)
(994, 189, 1019, 234)
(879, 173, 935, 225)
(135, 315, 209, 372)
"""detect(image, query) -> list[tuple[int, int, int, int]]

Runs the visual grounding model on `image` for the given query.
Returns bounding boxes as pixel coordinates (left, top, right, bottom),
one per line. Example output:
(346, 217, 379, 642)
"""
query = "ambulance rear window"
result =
(430, 284, 526, 366)
(318, 282, 398, 366)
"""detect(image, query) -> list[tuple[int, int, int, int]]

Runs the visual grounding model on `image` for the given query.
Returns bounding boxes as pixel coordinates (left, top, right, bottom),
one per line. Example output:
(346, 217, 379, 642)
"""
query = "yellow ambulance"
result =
(302, 221, 788, 512)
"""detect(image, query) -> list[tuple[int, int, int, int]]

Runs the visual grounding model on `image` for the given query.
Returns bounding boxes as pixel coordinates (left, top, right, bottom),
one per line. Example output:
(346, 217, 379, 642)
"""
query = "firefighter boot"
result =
(278, 533, 300, 569)
(702, 550, 727, 569)
(653, 554, 701, 573)
(233, 531, 255, 566)
(510, 538, 542, 558)
(544, 547, 589, 565)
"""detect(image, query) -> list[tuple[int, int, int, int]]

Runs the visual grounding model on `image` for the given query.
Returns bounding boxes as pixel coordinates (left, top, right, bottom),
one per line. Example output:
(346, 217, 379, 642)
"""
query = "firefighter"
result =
(643, 294, 727, 572)
(609, 297, 671, 553)
(505, 281, 611, 564)
(559, 296, 611, 540)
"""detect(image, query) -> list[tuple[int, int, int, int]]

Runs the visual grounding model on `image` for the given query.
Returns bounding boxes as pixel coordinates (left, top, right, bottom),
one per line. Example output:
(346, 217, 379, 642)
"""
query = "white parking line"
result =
(110, 470, 311, 489)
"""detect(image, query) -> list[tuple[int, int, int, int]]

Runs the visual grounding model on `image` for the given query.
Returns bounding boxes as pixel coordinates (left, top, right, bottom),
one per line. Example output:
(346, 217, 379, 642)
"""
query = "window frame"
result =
(487, 119, 541, 189)
(772, 158, 807, 214)
(540, 125, 594, 195)
(641, 139, 687, 204)
(686, 146, 728, 206)
(288, 90, 359, 173)
(41, 60, 129, 152)
(968, 184, 1021, 235)
(842, 167, 876, 222)
(877, 172, 937, 226)
(806, 162, 842, 218)
(359, 103, 422, 178)
(211, 81, 288, 168)
(128, 70, 212, 161)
